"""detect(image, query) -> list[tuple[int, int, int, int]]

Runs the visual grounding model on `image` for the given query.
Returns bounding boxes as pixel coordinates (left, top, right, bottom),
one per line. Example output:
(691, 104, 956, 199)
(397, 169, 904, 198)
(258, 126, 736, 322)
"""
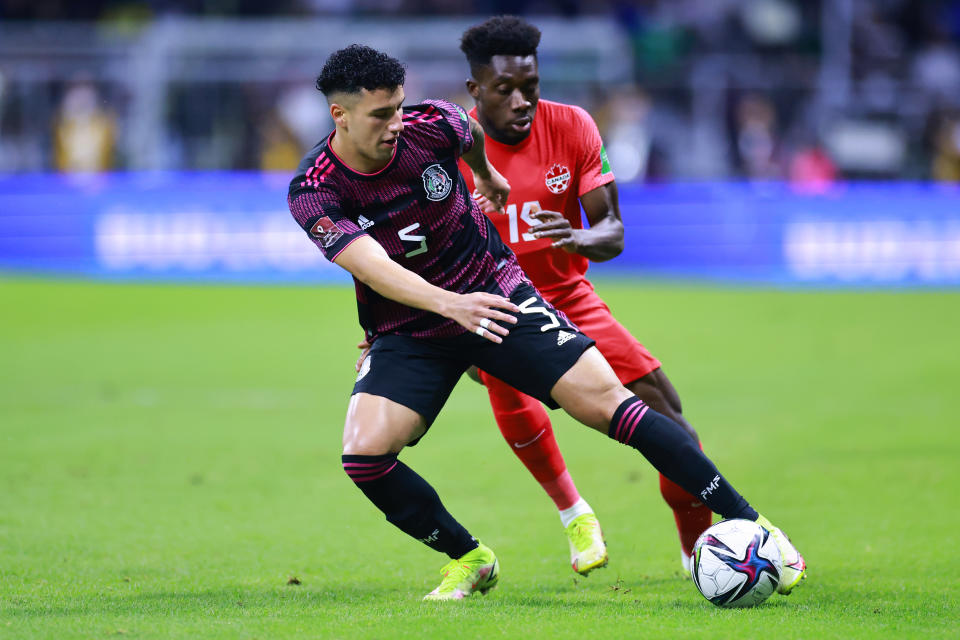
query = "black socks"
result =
(609, 396, 758, 521)
(342, 453, 478, 559)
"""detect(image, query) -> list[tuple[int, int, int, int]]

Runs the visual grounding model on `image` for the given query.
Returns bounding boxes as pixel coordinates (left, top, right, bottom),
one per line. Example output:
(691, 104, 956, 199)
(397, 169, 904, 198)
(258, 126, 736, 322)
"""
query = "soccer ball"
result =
(690, 519, 783, 608)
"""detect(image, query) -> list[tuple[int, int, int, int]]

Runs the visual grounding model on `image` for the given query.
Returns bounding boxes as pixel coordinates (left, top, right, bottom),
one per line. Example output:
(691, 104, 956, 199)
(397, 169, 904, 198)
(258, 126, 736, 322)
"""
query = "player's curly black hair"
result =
(315, 44, 406, 97)
(460, 15, 541, 76)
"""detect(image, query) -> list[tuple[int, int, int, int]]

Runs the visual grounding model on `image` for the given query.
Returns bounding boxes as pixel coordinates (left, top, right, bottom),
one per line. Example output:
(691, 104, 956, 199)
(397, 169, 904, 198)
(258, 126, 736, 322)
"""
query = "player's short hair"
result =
(460, 15, 541, 77)
(315, 44, 406, 97)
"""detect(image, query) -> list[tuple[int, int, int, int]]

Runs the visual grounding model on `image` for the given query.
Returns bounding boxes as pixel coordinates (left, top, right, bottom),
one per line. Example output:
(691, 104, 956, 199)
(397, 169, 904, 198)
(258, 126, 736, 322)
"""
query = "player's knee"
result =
(584, 383, 635, 429)
(604, 384, 635, 415)
(342, 431, 399, 457)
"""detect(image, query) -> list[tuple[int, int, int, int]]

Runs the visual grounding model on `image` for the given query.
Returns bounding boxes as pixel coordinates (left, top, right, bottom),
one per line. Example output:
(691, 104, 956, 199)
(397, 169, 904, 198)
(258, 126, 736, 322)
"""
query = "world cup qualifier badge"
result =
(422, 163, 453, 201)
(545, 164, 571, 194)
(309, 215, 344, 248)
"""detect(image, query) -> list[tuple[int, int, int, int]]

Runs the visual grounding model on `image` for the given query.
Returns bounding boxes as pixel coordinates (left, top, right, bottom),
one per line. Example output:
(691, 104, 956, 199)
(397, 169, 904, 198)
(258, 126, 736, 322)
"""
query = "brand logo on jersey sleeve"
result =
(545, 164, 571, 194)
(309, 216, 344, 248)
(422, 163, 453, 201)
(357, 215, 375, 230)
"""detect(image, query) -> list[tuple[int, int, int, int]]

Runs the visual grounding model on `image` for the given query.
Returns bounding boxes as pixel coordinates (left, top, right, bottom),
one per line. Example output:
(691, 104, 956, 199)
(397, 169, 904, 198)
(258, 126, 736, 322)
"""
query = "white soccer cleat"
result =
(756, 515, 807, 594)
(566, 513, 609, 575)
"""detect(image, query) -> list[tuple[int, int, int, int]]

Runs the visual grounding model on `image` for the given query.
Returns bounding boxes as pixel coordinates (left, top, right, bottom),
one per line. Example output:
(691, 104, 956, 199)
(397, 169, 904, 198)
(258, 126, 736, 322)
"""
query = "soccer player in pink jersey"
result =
(458, 15, 803, 583)
(291, 44, 805, 601)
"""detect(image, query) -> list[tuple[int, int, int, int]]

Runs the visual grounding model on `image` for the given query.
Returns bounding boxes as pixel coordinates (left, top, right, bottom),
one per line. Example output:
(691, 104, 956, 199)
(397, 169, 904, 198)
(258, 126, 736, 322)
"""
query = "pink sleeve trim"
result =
(329, 233, 368, 262)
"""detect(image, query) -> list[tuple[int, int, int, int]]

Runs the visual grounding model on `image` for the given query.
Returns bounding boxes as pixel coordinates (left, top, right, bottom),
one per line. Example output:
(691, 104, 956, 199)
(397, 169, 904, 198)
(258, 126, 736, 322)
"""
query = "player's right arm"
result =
(333, 235, 519, 343)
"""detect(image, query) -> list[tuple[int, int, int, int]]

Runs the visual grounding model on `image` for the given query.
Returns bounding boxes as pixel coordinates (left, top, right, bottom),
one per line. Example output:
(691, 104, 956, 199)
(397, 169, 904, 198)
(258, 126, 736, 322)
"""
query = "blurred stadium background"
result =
(3, 4, 960, 636)
(1, 0, 959, 285)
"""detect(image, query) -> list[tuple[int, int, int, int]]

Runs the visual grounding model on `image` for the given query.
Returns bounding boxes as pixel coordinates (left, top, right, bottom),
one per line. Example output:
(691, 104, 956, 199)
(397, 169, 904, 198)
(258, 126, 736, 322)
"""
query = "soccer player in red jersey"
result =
(457, 16, 712, 573)
(291, 44, 805, 601)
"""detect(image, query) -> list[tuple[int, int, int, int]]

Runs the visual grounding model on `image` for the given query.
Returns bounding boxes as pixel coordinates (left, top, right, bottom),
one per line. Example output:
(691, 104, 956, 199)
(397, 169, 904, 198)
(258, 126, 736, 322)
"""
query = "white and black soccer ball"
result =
(690, 519, 783, 608)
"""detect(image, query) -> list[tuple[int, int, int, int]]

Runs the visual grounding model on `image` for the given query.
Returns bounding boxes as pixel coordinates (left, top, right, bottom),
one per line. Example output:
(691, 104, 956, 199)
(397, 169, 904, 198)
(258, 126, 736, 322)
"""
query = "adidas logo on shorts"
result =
(557, 330, 576, 346)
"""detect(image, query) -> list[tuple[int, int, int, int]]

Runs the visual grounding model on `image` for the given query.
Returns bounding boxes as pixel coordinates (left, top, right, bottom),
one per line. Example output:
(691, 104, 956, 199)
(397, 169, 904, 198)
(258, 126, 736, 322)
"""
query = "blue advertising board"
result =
(594, 182, 960, 285)
(1, 173, 959, 286)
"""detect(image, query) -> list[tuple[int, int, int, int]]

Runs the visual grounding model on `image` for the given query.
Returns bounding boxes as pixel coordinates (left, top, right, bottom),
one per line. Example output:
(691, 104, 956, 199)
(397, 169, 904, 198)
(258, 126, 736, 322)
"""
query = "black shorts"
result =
(352, 282, 595, 438)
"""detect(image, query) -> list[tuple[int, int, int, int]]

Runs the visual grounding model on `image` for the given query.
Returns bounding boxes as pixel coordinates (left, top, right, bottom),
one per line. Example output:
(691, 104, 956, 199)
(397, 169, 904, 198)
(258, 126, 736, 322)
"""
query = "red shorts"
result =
(480, 282, 660, 411)
(553, 282, 661, 385)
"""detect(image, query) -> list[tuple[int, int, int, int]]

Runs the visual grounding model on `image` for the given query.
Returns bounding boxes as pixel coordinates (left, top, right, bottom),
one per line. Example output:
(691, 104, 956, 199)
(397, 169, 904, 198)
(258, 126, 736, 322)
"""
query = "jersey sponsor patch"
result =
(600, 144, 612, 175)
(422, 163, 453, 201)
(545, 163, 571, 194)
(310, 216, 344, 248)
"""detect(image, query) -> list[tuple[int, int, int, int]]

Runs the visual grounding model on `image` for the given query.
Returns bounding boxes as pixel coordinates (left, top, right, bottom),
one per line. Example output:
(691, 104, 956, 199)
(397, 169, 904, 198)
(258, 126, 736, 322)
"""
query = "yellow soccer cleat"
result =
(423, 542, 500, 601)
(756, 514, 807, 594)
(566, 513, 609, 575)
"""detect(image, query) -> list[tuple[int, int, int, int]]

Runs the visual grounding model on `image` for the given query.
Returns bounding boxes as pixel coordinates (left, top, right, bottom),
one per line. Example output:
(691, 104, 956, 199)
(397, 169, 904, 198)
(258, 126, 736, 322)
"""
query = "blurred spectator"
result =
(52, 80, 116, 172)
(3, 1, 960, 178)
(931, 112, 960, 182)
(603, 87, 654, 183)
(274, 85, 332, 150)
(788, 142, 836, 193)
(259, 111, 302, 172)
(911, 32, 960, 106)
(731, 93, 782, 180)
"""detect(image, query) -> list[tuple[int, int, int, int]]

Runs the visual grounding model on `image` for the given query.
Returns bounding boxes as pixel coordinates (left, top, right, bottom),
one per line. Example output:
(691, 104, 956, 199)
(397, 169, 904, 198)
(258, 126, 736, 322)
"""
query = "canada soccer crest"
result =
(545, 164, 571, 194)
(422, 163, 453, 201)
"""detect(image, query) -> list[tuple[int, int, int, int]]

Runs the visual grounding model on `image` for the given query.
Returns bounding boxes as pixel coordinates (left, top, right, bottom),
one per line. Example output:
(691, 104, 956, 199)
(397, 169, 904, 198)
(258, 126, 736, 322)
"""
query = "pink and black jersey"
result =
(288, 99, 526, 341)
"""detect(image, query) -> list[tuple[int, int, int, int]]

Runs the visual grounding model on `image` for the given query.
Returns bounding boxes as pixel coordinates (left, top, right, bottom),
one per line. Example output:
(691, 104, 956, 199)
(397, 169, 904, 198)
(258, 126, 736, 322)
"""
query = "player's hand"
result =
(471, 189, 500, 214)
(355, 339, 371, 372)
(442, 291, 519, 344)
(472, 165, 510, 213)
(529, 204, 582, 253)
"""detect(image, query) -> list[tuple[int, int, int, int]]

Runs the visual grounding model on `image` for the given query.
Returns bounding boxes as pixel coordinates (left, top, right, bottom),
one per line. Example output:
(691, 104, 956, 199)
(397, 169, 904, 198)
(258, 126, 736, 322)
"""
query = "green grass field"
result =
(2, 276, 958, 639)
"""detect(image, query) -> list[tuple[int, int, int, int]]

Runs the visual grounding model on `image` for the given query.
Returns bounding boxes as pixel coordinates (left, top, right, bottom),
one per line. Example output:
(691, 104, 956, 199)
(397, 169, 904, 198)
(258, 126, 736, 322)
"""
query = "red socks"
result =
(483, 371, 581, 511)
(659, 473, 713, 556)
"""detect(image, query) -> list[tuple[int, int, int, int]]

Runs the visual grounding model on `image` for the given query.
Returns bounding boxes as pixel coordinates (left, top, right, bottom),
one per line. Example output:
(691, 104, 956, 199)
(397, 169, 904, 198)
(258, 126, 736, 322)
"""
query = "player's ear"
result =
(465, 79, 479, 99)
(330, 102, 347, 127)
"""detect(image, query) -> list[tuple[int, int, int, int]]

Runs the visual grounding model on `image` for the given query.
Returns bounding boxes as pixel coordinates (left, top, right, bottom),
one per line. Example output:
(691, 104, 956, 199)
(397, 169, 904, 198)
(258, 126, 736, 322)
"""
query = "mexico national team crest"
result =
(545, 163, 571, 194)
(422, 163, 452, 201)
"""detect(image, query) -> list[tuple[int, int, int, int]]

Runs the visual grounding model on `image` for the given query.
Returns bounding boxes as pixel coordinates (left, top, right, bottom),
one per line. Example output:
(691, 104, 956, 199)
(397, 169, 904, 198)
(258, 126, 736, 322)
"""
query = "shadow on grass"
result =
(7, 580, 718, 619)
(7, 584, 408, 618)
(7, 573, 839, 621)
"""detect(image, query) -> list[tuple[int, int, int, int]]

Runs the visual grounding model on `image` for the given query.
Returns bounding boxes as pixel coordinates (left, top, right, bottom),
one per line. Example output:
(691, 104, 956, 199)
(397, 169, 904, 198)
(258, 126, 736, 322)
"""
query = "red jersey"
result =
(460, 99, 614, 298)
